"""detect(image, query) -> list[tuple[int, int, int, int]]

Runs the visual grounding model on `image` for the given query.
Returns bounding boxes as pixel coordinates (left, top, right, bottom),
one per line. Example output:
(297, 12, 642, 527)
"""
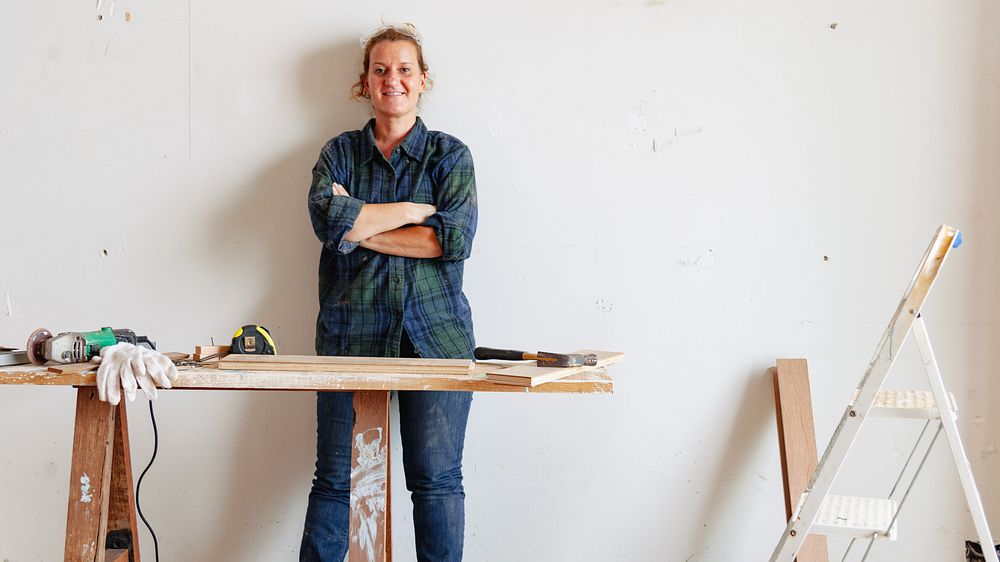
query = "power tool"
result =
(230, 325, 276, 355)
(26, 327, 156, 365)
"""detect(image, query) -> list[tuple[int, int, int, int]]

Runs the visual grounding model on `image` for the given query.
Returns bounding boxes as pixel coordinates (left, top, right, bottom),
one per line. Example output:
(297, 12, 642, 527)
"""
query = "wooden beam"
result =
(65, 388, 116, 562)
(349, 391, 391, 562)
(106, 399, 141, 561)
(484, 350, 624, 386)
(218, 354, 472, 375)
(0, 365, 614, 394)
(105, 549, 129, 562)
(772, 359, 829, 562)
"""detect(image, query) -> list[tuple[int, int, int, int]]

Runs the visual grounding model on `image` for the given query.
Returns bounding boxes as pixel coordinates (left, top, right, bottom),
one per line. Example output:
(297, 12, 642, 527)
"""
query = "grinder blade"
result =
(26, 328, 53, 365)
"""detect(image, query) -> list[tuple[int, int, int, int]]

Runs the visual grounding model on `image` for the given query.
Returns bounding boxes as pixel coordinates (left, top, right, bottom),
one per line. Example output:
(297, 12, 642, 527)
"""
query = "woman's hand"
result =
(408, 203, 437, 224)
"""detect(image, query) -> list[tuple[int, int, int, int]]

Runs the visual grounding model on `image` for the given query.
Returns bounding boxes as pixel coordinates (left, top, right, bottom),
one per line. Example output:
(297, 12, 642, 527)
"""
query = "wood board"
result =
(0, 363, 613, 394)
(484, 350, 624, 387)
(47, 352, 189, 374)
(218, 354, 473, 375)
(65, 389, 116, 562)
(772, 359, 829, 562)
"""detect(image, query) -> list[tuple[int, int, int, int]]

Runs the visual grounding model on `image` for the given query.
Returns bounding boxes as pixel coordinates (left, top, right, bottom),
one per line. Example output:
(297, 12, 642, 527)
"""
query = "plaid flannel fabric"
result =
(308, 118, 477, 359)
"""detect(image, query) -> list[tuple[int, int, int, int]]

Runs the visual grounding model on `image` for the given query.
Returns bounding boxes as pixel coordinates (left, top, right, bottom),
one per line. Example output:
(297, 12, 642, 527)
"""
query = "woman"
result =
(302, 23, 477, 562)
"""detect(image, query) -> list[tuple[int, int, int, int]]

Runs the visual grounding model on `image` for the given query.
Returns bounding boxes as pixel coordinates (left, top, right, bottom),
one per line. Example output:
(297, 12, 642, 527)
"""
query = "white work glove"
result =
(92, 343, 178, 405)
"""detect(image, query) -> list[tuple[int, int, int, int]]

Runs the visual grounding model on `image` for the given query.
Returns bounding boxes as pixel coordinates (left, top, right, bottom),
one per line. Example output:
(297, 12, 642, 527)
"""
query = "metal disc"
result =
(26, 328, 52, 365)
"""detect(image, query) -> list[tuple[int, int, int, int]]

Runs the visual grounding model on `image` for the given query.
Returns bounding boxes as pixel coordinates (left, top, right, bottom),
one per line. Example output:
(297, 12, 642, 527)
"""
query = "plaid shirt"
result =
(307, 117, 478, 359)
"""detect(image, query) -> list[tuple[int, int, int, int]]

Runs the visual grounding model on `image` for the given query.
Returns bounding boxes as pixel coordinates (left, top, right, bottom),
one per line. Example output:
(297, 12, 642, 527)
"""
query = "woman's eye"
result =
(374, 68, 384, 75)
(401, 67, 411, 74)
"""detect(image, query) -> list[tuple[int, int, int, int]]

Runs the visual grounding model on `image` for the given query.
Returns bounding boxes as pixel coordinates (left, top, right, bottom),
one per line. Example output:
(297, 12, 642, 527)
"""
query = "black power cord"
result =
(135, 400, 160, 562)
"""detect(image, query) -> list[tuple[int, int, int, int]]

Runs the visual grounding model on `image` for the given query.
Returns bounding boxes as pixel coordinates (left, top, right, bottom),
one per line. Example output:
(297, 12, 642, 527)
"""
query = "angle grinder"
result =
(26, 327, 156, 365)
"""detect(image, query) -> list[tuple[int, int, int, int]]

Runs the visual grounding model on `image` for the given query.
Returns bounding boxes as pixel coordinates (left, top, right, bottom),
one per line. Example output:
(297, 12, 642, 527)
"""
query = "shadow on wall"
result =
(971, 0, 1000, 519)
(688, 369, 777, 561)
(192, 38, 370, 560)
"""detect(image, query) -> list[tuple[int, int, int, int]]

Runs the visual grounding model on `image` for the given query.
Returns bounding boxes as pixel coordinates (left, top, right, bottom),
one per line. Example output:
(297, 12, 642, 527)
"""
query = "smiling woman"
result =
(302, 22, 479, 562)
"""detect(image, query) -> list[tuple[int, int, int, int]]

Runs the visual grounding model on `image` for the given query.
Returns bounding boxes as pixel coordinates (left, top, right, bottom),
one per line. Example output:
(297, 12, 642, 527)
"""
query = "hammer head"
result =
(535, 351, 598, 368)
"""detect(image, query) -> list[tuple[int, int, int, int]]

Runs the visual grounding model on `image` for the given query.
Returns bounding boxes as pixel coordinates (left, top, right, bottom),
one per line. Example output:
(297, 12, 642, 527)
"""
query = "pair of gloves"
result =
(92, 343, 179, 405)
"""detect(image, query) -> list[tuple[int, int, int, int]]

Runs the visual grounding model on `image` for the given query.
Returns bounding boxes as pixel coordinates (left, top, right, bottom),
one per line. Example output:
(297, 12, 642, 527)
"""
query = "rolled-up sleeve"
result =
(307, 144, 365, 254)
(426, 146, 478, 261)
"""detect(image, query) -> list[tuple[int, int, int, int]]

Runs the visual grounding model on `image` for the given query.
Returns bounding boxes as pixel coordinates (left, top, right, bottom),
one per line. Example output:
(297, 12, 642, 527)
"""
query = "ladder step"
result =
(812, 495, 898, 540)
(851, 389, 957, 419)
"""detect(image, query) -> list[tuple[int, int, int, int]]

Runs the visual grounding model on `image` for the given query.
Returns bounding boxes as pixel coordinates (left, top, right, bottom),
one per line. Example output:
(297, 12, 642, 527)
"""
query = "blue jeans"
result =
(300, 336, 473, 561)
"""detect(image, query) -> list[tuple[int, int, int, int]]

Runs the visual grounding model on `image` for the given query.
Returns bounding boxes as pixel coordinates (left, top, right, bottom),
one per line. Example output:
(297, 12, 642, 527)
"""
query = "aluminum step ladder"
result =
(770, 225, 997, 562)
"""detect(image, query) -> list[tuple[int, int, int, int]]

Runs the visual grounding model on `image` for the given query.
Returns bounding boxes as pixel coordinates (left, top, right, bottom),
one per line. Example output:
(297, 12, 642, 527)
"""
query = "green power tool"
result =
(26, 327, 156, 365)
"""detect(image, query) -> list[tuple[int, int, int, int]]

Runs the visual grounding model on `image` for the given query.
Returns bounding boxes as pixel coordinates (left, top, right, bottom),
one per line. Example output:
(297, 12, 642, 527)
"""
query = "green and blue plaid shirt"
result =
(308, 118, 477, 359)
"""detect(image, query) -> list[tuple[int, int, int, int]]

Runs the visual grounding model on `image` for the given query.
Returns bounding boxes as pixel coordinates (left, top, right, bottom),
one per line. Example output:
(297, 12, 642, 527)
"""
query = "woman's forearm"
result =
(343, 202, 435, 242)
(360, 226, 443, 258)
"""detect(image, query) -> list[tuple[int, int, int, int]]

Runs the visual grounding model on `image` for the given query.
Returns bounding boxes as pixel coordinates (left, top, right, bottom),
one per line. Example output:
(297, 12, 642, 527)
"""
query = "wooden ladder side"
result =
(773, 359, 829, 562)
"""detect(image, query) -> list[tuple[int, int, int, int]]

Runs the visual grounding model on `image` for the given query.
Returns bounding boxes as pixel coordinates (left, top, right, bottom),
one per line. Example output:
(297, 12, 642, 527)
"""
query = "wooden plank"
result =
(219, 362, 472, 375)
(47, 351, 188, 375)
(485, 350, 624, 386)
(219, 354, 473, 375)
(49, 362, 97, 375)
(105, 549, 129, 562)
(0, 364, 614, 393)
(194, 345, 230, 355)
(772, 359, 829, 562)
(349, 391, 390, 562)
(65, 388, 116, 562)
(106, 399, 141, 561)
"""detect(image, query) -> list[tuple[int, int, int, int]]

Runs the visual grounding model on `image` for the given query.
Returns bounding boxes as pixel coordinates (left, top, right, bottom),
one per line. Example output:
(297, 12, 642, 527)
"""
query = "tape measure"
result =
(230, 325, 276, 355)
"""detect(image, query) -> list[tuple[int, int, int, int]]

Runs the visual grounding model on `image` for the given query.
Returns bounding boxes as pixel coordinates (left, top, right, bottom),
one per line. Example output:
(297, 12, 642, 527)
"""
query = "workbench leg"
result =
(348, 391, 391, 562)
(106, 399, 141, 561)
(65, 388, 115, 562)
(64, 389, 141, 562)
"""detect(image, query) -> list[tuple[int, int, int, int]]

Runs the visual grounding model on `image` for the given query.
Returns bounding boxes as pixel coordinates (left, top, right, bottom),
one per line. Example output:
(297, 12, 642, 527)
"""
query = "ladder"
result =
(770, 225, 998, 562)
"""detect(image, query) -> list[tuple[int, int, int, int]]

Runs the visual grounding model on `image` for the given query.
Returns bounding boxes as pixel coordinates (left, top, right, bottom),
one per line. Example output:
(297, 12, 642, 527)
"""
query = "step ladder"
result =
(770, 225, 998, 562)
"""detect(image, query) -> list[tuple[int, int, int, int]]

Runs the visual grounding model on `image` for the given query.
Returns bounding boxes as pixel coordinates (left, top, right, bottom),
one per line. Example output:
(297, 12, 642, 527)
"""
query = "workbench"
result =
(0, 362, 613, 562)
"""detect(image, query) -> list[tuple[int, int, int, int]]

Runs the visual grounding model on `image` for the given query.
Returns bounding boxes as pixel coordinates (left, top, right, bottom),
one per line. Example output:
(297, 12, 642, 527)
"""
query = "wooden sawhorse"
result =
(2, 363, 614, 562)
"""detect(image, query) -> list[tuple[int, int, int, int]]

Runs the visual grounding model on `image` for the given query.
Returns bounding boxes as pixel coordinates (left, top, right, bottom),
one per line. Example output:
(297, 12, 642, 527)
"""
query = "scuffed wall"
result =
(1, 0, 998, 560)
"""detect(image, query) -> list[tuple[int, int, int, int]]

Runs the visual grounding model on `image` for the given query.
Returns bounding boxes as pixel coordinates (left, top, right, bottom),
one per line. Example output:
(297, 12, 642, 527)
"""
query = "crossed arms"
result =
(331, 182, 442, 258)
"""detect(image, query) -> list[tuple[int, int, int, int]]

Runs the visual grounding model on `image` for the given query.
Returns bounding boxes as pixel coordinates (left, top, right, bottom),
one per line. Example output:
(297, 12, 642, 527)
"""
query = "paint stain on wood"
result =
(350, 428, 386, 562)
(80, 473, 94, 503)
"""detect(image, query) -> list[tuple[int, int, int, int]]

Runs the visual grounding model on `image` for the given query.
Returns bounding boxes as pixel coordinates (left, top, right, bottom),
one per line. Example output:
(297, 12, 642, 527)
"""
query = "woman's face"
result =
(365, 40, 426, 122)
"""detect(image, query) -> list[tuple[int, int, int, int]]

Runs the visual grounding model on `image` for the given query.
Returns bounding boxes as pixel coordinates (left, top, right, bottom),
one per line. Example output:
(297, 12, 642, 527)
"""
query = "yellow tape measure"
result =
(231, 325, 276, 355)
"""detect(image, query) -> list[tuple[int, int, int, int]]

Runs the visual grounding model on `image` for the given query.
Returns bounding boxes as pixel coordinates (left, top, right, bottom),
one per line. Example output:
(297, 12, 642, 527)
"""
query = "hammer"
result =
(474, 347, 598, 367)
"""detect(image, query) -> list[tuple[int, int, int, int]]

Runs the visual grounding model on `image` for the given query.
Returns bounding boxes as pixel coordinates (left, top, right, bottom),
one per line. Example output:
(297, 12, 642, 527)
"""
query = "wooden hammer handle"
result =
(474, 347, 535, 361)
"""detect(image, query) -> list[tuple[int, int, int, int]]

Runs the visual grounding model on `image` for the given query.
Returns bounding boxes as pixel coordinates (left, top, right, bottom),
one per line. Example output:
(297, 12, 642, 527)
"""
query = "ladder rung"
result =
(851, 389, 957, 419)
(811, 495, 898, 540)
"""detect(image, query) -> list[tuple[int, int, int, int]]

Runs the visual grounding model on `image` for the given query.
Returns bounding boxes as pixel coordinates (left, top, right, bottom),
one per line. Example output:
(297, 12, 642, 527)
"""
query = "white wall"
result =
(2, 0, 998, 560)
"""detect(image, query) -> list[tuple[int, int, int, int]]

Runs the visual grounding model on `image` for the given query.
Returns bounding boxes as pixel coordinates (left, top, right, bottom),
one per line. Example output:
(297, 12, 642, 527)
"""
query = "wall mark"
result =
(487, 104, 504, 138)
(4, 292, 13, 317)
(679, 249, 717, 271)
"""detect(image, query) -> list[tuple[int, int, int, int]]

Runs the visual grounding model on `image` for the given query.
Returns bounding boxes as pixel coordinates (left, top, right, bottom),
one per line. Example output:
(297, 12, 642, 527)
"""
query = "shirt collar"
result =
(360, 117, 428, 164)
